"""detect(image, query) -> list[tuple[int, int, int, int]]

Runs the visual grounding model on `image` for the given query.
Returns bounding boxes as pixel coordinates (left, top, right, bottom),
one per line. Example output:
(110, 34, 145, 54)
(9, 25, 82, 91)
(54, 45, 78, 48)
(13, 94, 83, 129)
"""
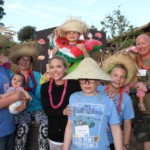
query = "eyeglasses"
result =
(79, 79, 96, 84)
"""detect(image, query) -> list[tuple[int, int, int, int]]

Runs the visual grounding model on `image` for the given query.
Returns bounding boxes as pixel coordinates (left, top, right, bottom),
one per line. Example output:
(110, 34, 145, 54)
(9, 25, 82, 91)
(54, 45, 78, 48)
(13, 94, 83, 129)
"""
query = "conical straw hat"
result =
(63, 57, 112, 81)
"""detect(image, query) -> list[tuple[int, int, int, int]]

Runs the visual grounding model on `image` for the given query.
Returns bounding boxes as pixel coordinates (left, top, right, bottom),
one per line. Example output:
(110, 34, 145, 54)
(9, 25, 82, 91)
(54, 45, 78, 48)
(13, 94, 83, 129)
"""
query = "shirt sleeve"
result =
(122, 93, 135, 120)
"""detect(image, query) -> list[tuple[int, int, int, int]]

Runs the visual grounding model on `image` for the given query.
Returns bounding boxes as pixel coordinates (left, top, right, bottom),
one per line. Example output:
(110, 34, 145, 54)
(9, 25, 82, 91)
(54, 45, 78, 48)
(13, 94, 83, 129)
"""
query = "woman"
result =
(41, 56, 81, 150)
(0, 54, 26, 150)
(133, 34, 150, 150)
(9, 42, 48, 150)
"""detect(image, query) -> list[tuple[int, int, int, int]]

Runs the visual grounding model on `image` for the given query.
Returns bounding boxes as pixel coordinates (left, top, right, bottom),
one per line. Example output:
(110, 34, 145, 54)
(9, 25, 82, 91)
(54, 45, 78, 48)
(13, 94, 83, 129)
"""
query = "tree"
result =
(100, 6, 141, 51)
(18, 26, 36, 42)
(90, 25, 97, 31)
(0, 0, 6, 26)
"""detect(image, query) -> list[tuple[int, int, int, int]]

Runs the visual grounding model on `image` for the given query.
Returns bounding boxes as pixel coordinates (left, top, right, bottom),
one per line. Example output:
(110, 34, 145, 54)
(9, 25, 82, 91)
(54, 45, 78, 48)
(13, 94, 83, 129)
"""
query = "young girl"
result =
(0, 73, 32, 114)
(48, 17, 102, 73)
(63, 57, 123, 150)
(101, 53, 135, 150)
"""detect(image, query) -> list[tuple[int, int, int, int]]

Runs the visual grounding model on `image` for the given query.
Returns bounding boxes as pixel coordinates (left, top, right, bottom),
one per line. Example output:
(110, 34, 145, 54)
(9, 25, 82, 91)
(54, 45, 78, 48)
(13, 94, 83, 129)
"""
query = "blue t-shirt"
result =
(69, 91, 120, 150)
(0, 65, 16, 137)
(97, 85, 135, 143)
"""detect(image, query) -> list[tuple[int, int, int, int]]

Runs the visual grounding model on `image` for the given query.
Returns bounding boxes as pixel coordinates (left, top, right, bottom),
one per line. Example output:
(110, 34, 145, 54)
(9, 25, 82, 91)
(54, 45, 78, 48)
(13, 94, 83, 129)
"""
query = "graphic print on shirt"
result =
(71, 103, 105, 149)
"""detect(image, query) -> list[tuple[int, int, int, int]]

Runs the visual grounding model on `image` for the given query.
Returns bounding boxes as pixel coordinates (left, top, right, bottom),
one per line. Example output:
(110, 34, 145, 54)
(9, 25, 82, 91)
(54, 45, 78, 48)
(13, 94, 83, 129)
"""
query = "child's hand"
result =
(25, 94, 32, 101)
(0, 54, 9, 64)
(135, 82, 147, 92)
(63, 105, 71, 116)
(76, 44, 86, 52)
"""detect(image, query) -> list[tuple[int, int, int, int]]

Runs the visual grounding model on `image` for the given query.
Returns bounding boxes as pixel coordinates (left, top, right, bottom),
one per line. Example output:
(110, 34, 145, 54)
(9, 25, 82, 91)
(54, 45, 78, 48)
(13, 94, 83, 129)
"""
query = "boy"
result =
(63, 57, 123, 150)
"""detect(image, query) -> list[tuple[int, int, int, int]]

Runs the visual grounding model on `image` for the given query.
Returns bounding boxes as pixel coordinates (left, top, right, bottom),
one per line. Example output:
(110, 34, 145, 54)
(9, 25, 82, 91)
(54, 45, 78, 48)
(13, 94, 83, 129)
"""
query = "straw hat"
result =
(55, 17, 87, 37)
(63, 57, 112, 81)
(9, 42, 39, 65)
(0, 26, 15, 48)
(102, 53, 137, 86)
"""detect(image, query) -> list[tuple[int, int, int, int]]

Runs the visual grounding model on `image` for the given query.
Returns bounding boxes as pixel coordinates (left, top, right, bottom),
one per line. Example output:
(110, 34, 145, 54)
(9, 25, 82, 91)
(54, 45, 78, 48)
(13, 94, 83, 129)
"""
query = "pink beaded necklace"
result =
(48, 78, 68, 109)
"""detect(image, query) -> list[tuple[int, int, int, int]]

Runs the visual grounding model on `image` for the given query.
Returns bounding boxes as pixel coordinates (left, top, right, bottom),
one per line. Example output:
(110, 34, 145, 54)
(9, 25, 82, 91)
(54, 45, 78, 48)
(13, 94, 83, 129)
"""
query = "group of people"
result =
(0, 17, 150, 150)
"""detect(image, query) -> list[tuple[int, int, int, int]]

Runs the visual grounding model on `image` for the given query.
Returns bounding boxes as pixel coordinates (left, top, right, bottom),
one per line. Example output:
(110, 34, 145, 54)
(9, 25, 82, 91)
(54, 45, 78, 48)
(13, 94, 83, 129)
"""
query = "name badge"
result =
(75, 125, 89, 138)
(137, 69, 147, 76)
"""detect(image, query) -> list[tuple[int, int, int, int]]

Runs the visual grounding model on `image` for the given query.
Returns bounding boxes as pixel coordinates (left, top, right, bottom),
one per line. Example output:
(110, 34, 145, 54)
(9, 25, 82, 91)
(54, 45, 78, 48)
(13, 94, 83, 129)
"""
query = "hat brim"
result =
(102, 53, 137, 86)
(63, 57, 112, 81)
(9, 45, 38, 65)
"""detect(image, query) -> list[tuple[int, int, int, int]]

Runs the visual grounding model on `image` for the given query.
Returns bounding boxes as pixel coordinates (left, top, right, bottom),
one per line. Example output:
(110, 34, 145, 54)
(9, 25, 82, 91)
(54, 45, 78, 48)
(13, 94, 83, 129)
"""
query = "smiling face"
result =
(49, 57, 67, 82)
(65, 31, 80, 45)
(109, 65, 127, 90)
(17, 56, 32, 70)
(136, 34, 150, 59)
(11, 74, 24, 88)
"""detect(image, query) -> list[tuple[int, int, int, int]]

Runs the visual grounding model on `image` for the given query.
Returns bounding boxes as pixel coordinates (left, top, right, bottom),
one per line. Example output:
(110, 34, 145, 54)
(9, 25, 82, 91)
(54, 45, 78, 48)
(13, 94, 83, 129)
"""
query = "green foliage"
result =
(0, 0, 6, 23)
(0, 40, 17, 56)
(90, 25, 97, 30)
(17, 25, 36, 42)
(100, 6, 141, 51)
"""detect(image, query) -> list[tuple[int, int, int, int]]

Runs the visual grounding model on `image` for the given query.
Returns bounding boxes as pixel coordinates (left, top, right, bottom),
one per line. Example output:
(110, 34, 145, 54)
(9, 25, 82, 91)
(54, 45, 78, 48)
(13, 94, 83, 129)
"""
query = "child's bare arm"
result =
(63, 120, 72, 150)
(111, 124, 123, 150)
(17, 87, 32, 101)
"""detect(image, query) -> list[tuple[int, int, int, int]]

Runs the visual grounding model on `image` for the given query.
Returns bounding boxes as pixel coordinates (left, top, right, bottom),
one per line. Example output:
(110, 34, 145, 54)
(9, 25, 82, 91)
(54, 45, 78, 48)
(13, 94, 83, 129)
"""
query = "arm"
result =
(111, 124, 123, 150)
(123, 120, 132, 150)
(63, 120, 72, 150)
(0, 91, 23, 109)
(19, 88, 32, 101)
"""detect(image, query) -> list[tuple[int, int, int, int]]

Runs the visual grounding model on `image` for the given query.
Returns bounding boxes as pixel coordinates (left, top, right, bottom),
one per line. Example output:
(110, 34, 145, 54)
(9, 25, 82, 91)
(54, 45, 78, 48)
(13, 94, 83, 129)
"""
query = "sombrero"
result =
(63, 57, 112, 81)
(55, 17, 87, 37)
(102, 53, 137, 86)
(9, 42, 39, 65)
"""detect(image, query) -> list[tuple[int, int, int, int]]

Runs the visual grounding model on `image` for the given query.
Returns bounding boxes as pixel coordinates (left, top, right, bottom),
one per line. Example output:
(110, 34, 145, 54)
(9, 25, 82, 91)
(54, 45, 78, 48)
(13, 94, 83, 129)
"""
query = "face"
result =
(65, 31, 80, 44)
(110, 67, 127, 89)
(79, 79, 99, 96)
(49, 58, 67, 81)
(17, 56, 32, 70)
(11, 74, 24, 88)
(136, 35, 150, 57)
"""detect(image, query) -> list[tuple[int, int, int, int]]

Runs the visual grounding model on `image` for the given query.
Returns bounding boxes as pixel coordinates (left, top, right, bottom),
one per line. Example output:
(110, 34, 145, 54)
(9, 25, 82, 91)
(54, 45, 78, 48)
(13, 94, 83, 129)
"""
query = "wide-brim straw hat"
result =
(9, 42, 39, 65)
(55, 17, 87, 37)
(63, 57, 112, 81)
(102, 53, 137, 86)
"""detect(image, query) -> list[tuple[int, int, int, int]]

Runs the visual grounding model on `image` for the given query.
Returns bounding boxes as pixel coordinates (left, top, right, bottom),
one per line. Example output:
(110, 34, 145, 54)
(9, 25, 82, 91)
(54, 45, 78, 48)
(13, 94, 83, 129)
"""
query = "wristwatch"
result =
(124, 144, 130, 149)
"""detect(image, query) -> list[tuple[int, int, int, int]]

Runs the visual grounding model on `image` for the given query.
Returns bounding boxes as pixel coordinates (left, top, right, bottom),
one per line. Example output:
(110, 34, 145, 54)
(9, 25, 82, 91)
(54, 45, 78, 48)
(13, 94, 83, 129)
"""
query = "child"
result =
(101, 53, 135, 150)
(63, 57, 123, 150)
(0, 73, 32, 114)
(48, 17, 102, 73)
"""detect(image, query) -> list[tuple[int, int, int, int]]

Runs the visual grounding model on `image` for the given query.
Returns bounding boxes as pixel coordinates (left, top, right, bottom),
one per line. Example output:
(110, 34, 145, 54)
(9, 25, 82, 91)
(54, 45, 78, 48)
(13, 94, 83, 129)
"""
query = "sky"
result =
(2, 0, 150, 40)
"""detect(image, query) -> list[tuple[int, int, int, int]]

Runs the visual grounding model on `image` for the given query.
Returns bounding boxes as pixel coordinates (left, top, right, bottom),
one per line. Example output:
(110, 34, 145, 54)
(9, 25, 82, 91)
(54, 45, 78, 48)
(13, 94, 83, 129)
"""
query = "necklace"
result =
(48, 78, 68, 109)
(105, 84, 123, 113)
(16, 69, 36, 91)
(137, 56, 150, 70)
